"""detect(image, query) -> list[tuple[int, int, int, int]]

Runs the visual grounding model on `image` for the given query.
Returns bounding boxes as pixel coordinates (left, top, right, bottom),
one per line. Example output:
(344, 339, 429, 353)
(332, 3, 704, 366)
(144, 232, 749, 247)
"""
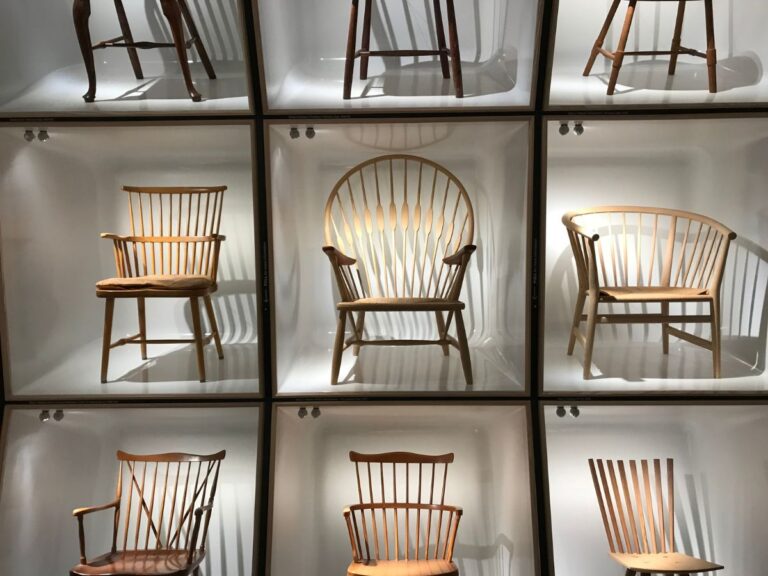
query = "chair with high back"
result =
(70, 450, 225, 576)
(323, 155, 476, 386)
(588, 458, 724, 575)
(343, 451, 463, 576)
(583, 0, 717, 95)
(562, 206, 736, 379)
(97, 186, 226, 383)
(72, 0, 217, 102)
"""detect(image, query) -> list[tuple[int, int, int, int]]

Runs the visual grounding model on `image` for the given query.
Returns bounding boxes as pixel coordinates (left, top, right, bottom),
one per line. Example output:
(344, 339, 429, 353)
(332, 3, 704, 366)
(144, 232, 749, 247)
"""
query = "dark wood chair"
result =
(72, 0, 217, 102)
(583, 0, 717, 95)
(70, 450, 225, 576)
(343, 0, 464, 99)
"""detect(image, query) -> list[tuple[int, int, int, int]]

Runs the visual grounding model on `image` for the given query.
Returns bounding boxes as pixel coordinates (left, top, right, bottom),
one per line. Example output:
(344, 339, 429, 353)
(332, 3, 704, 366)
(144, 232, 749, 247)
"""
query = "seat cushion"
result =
(347, 559, 459, 576)
(610, 551, 723, 573)
(71, 550, 204, 576)
(96, 274, 213, 291)
(600, 286, 709, 303)
(338, 297, 464, 311)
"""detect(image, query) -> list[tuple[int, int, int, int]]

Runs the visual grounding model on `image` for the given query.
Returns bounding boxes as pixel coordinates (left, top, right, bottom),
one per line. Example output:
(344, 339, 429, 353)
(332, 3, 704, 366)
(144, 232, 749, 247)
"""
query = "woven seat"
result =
(610, 552, 723, 574)
(599, 286, 708, 302)
(347, 559, 459, 576)
(71, 550, 204, 576)
(96, 274, 213, 292)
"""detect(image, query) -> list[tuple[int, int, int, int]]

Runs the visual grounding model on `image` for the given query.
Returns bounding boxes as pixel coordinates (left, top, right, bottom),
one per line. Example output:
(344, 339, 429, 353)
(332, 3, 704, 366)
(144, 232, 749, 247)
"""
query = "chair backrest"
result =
(325, 155, 474, 299)
(117, 186, 226, 279)
(563, 206, 736, 293)
(347, 451, 458, 563)
(111, 450, 225, 554)
(588, 458, 675, 556)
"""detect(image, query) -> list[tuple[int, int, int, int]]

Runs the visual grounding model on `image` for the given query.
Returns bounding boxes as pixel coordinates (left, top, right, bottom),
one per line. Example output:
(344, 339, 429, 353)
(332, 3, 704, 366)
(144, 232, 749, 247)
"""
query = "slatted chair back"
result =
(324, 155, 474, 301)
(345, 451, 461, 563)
(563, 207, 736, 295)
(589, 458, 675, 556)
(110, 186, 226, 281)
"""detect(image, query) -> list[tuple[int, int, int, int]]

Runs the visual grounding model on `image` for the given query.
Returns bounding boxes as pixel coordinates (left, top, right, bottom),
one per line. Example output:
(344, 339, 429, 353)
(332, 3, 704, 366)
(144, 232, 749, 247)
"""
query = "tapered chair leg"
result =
(331, 311, 348, 384)
(582, 292, 599, 379)
(101, 298, 115, 383)
(433, 0, 451, 79)
(73, 0, 97, 102)
(444, 0, 463, 97)
(360, 0, 373, 80)
(435, 311, 450, 356)
(584, 0, 622, 76)
(203, 295, 224, 359)
(668, 0, 686, 75)
(114, 0, 144, 79)
(190, 296, 206, 382)
(454, 310, 472, 386)
(352, 311, 366, 356)
(160, 0, 203, 102)
(178, 0, 217, 79)
(711, 298, 721, 378)
(137, 297, 148, 360)
(704, 0, 717, 93)
(343, 0, 360, 99)
(661, 301, 670, 354)
(567, 291, 587, 355)
(607, 0, 638, 96)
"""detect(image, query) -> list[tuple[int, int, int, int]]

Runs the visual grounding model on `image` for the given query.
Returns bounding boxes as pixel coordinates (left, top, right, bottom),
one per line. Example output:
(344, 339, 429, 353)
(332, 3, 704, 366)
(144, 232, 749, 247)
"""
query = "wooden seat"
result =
(97, 186, 227, 383)
(347, 559, 458, 576)
(323, 155, 476, 386)
(70, 450, 225, 576)
(588, 459, 724, 576)
(563, 206, 736, 379)
(583, 0, 717, 95)
(72, 0, 217, 102)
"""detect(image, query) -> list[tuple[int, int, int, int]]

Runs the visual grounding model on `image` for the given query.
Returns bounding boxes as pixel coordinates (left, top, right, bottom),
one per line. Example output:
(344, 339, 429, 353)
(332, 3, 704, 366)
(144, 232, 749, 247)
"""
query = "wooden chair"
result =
(562, 206, 736, 379)
(588, 458, 724, 575)
(583, 0, 717, 95)
(70, 450, 225, 576)
(343, 451, 462, 576)
(97, 186, 226, 383)
(343, 0, 464, 99)
(323, 155, 476, 386)
(72, 0, 217, 102)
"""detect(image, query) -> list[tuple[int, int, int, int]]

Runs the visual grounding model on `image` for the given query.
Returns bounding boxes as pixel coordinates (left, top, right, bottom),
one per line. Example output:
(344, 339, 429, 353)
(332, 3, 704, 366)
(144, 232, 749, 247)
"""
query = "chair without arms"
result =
(562, 206, 736, 379)
(324, 155, 476, 386)
(70, 450, 225, 576)
(97, 186, 227, 383)
(589, 458, 723, 575)
(344, 451, 462, 576)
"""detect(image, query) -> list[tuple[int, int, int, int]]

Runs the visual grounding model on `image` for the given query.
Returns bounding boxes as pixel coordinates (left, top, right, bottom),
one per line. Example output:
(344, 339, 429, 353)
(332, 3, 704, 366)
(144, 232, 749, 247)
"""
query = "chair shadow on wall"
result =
(675, 473, 717, 565)
(453, 533, 515, 576)
(342, 122, 454, 150)
(200, 501, 248, 576)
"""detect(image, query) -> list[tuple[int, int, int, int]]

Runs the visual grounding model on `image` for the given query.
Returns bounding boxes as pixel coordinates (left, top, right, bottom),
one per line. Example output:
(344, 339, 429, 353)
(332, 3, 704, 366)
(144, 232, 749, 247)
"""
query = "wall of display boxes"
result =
(0, 1, 767, 576)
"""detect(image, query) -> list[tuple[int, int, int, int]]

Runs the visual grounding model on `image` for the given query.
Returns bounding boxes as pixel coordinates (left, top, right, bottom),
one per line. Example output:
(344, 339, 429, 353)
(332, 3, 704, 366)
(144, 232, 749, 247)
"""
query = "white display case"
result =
(269, 403, 537, 576)
(0, 0, 250, 115)
(268, 119, 531, 395)
(0, 404, 261, 576)
(0, 123, 260, 399)
(543, 117, 768, 393)
(255, 0, 541, 112)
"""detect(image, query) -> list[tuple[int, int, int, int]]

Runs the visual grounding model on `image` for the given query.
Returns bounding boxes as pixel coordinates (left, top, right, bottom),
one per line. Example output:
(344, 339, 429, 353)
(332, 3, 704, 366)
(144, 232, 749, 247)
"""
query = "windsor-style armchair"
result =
(588, 458, 723, 575)
(344, 451, 462, 576)
(97, 186, 226, 383)
(583, 0, 717, 95)
(72, 0, 217, 102)
(562, 206, 736, 379)
(323, 155, 476, 386)
(70, 450, 225, 576)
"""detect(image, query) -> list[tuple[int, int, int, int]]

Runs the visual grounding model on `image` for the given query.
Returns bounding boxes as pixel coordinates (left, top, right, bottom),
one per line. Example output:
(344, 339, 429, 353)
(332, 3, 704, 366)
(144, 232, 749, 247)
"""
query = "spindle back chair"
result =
(97, 186, 227, 383)
(588, 458, 723, 575)
(323, 155, 476, 386)
(344, 451, 462, 576)
(562, 206, 736, 379)
(71, 450, 226, 576)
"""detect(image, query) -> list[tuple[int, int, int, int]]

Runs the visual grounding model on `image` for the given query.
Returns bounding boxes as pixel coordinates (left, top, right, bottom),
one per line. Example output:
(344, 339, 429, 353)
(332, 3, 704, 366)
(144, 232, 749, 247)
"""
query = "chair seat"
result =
(600, 286, 709, 302)
(338, 297, 465, 311)
(347, 559, 459, 576)
(96, 274, 213, 292)
(71, 550, 204, 576)
(610, 552, 723, 573)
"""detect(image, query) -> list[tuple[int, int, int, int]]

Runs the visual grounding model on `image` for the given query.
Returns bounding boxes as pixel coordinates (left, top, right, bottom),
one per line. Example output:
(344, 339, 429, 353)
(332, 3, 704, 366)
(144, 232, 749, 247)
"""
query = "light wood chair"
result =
(72, 0, 217, 102)
(70, 450, 225, 576)
(343, 0, 464, 99)
(562, 206, 736, 379)
(344, 451, 462, 576)
(583, 0, 717, 95)
(97, 186, 226, 383)
(588, 458, 724, 575)
(323, 155, 476, 386)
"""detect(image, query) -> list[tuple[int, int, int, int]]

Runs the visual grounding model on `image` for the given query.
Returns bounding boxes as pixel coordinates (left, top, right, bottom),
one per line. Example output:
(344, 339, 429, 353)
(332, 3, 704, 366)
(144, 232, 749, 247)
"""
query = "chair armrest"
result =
(443, 244, 477, 266)
(73, 498, 120, 517)
(342, 507, 360, 562)
(100, 233, 128, 241)
(323, 246, 357, 266)
(561, 215, 600, 242)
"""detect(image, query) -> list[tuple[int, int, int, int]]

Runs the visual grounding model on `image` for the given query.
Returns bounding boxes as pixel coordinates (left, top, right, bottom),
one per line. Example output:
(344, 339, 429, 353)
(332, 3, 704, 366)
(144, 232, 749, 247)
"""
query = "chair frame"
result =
(72, 0, 217, 103)
(583, 0, 717, 95)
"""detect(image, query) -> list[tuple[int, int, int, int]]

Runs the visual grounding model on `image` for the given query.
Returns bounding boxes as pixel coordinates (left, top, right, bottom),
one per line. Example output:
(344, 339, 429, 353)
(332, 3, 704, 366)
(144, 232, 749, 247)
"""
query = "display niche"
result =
(0, 1, 250, 115)
(255, 0, 541, 111)
(269, 120, 530, 395)
(270, 404, 536, 576)
(0, 124, 259, 398)
(0, 405, 260, 576)
(544, 117, 768, 393)
(545, 403, 768, 576)
(548, 0, 768, 107)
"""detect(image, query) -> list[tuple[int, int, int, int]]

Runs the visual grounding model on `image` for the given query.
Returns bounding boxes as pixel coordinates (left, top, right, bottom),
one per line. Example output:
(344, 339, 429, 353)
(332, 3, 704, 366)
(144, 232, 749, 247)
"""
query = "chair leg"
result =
(159, 0, 203, 102)
(137, 297, 148, 360)
(454, 310, 472, 386)
(582, 292, 599, 379)
(444, 0, 463, 97)
(704, 0, 717, 93)
(73, 0, 97, 102)
(331, 311, 348, 384)
(203, 295, 224, 359)
(190, 296, 206, 382)
(661, 301, 670, 354)
(435, 311, 450, 356)
(607, 0, 637, 96)
(101, 298, 115, 383)
(668, 0, 686, 76)
(352, 311, 366, 356)
(343, 0, 360, 99)
(567, 291, 587, 355)
(359, 0, 373, 80)
(583, 0, 622, 76)
(113, 0, 144, 79)
(178, 0, 217, 79)
(433, 0, 451, 79)
(711, 298, 721, 378)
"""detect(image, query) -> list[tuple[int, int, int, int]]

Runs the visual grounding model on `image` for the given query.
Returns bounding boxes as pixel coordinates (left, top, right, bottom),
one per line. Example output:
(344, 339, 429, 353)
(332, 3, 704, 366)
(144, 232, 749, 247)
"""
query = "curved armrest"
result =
(100, 232, 128, 241)
(73, 498, 120, 564)
(561, 215, 600, 242)
(323, 246, 357, 266)
(73, 498, 120, 517)
(443, 244, 477, 266)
